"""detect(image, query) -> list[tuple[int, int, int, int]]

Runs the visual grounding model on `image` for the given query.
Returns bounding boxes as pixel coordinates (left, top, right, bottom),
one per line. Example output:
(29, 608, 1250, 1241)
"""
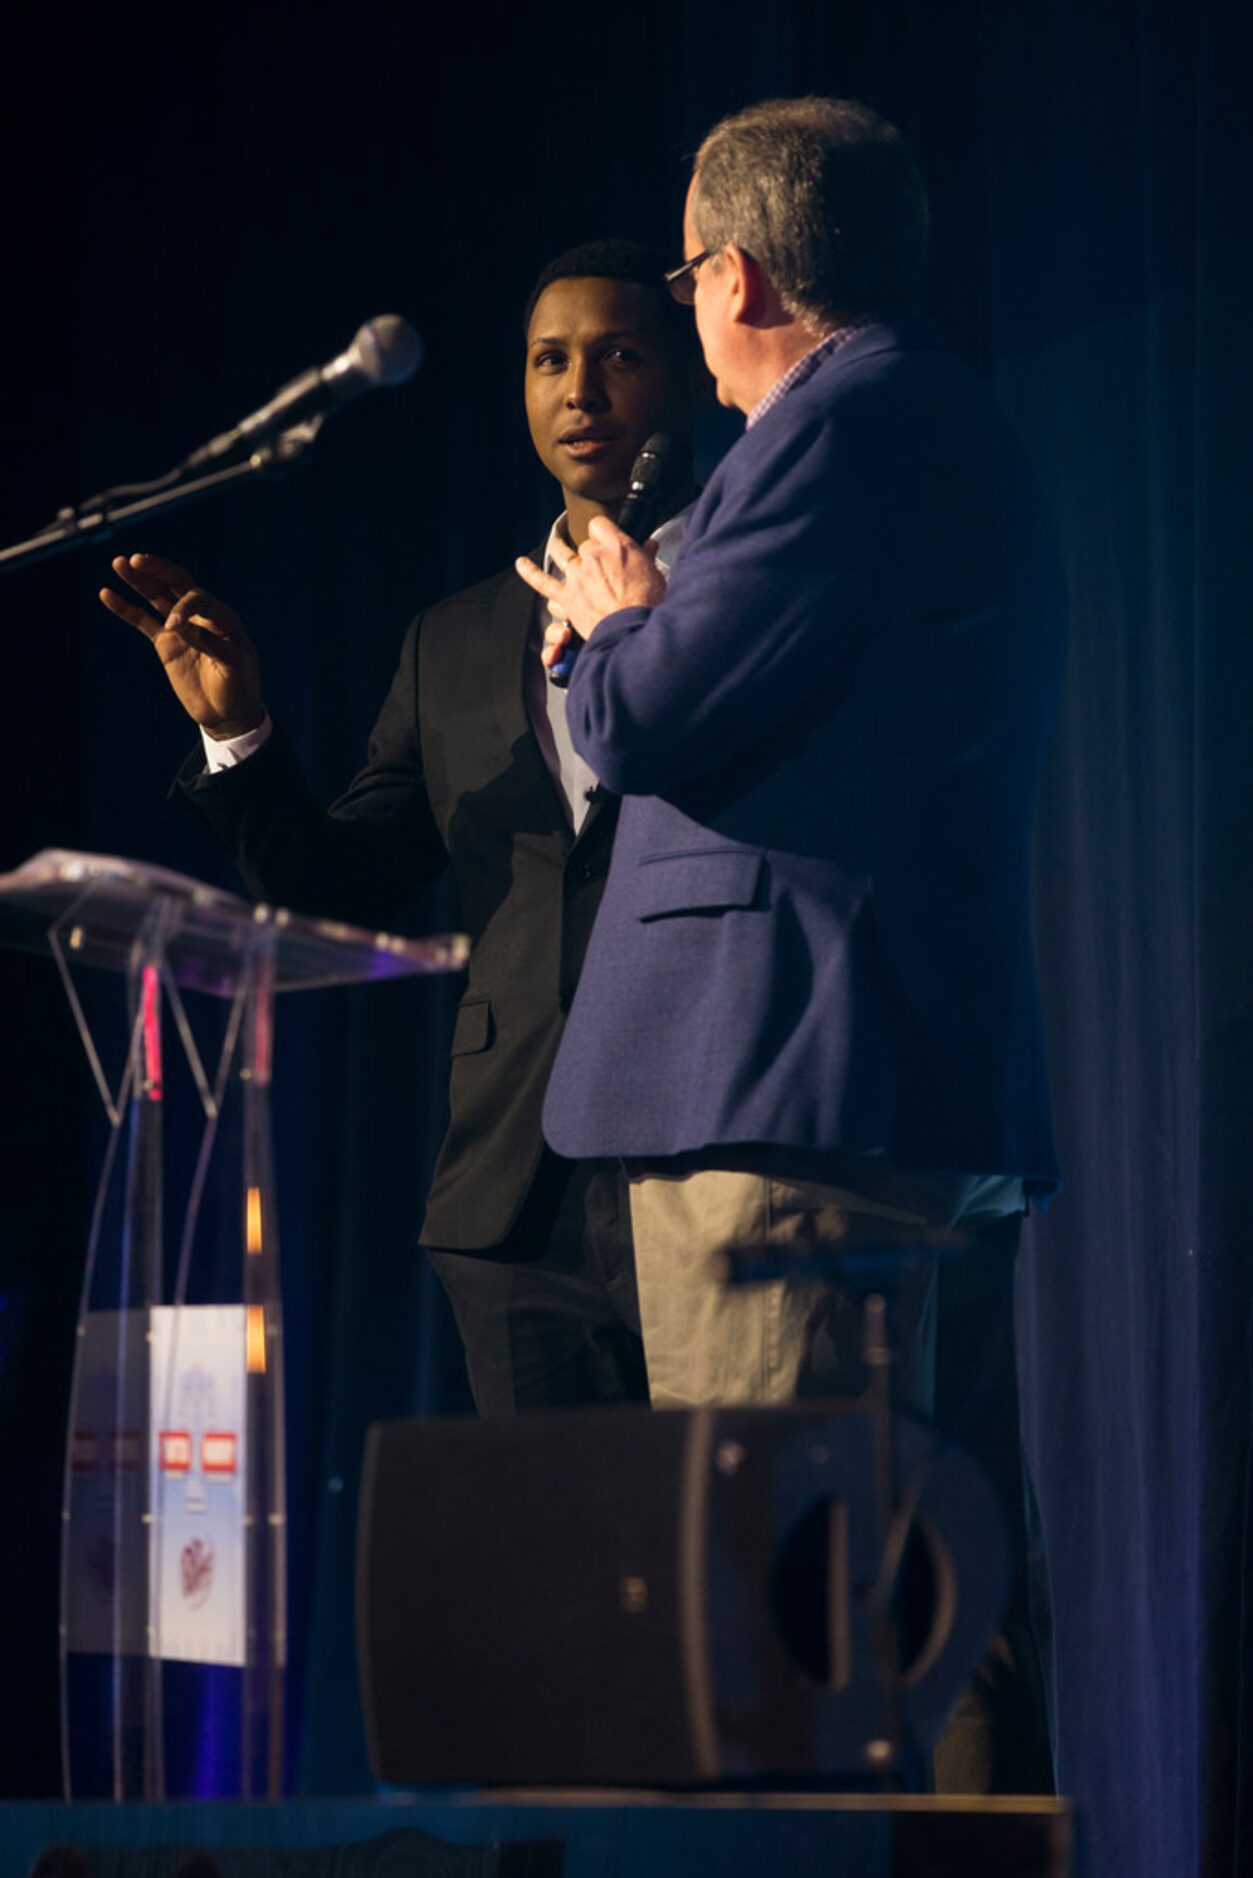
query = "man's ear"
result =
(724, 244, 767, 325)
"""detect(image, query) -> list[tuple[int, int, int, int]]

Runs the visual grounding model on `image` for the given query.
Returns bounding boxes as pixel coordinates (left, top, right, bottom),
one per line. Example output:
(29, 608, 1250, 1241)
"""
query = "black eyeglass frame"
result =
(664, 249, 714, 305)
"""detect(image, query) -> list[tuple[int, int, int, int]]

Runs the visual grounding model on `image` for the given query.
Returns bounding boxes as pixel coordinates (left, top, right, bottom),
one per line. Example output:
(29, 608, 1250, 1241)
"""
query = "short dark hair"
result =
(523, 239, 697, 351)
(692, 97, 929, 323)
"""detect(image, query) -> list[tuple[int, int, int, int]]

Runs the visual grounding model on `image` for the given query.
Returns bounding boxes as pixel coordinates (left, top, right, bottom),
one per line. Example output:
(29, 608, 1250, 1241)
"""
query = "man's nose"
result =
(565, 359, 608, 410)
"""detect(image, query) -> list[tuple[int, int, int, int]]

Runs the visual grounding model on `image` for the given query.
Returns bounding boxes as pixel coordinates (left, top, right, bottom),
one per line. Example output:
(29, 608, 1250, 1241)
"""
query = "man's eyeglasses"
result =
(664, 249, 713, 306)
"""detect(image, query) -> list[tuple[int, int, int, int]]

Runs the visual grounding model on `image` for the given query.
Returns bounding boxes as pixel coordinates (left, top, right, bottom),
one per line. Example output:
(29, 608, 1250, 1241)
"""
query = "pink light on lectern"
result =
(141, 962, 162, 1101)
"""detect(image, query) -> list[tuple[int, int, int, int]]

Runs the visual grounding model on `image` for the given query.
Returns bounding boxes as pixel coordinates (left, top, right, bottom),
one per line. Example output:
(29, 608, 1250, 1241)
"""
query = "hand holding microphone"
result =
(516, 432, 681, 686)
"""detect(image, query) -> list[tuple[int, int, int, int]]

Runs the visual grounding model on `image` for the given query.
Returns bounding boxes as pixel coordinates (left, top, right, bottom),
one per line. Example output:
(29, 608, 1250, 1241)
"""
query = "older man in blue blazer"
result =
(518, 99, 1066, 1795)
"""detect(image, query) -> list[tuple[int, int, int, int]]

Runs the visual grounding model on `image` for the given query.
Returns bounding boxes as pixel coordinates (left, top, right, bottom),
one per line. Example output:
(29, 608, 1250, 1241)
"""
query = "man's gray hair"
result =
(692, 97, 929, 326)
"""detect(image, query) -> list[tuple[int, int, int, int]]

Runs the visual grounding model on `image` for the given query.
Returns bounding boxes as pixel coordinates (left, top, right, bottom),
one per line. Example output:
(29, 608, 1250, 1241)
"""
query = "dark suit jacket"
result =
(544, 319, 1067, 1196)
(177, 560, 618, 1250)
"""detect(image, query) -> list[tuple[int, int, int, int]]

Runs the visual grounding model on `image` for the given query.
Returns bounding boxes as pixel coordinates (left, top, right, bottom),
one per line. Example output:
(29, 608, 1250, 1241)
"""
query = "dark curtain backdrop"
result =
(2, 4, 1248, 1874)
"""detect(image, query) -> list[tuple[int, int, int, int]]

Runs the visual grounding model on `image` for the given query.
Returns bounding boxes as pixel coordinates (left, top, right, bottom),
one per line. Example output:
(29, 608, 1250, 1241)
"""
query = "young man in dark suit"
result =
(520, 103, 1065, 1792)
(98, 241, 701, 1417)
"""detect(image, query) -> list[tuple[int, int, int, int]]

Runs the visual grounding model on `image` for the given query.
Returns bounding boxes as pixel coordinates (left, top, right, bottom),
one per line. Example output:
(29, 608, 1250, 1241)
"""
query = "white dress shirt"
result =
(202, 508, 690, 838)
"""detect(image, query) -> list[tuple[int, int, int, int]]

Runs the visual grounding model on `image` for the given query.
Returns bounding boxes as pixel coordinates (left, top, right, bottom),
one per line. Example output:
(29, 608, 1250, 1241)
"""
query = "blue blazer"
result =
(542, 319, 1067, 1195)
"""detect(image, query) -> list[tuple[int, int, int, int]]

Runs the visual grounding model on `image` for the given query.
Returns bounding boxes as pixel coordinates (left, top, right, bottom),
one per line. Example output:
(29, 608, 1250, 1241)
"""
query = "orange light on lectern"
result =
(247, 1305, 267, 1374)
(246, 1186, 263, 1255)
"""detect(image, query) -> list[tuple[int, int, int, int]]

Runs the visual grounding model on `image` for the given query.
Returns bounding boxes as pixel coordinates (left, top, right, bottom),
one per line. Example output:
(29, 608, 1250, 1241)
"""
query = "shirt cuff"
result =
(201, 714, 273, 773)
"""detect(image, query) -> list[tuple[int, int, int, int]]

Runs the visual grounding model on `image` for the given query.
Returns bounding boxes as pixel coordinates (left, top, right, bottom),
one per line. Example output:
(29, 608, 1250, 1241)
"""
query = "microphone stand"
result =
(0, 418, 324, 575)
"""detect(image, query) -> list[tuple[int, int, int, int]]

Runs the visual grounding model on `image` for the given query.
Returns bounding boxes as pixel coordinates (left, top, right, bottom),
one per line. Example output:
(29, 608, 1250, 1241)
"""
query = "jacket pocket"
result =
(450, 994, 493, 1055)
(634, 849, 765, 922)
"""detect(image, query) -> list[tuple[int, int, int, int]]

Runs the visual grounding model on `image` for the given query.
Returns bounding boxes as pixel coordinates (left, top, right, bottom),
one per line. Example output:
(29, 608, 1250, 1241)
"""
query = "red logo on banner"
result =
(113, 1427, 142, 1472)
(181, 1536, 214, 1607)
(159, 1430, 192, 1472)
(71, 1428, 99, 1473)
(201, 1431, 237, 1475)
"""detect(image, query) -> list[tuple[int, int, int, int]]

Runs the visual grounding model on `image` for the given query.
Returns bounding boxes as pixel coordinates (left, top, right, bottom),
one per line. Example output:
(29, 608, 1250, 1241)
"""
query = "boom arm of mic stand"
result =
(0, 419, 325, 576)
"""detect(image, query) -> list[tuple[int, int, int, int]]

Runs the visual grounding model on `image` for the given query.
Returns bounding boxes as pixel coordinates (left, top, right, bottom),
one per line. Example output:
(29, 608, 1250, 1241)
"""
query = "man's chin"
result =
(561, 467, 631, 509)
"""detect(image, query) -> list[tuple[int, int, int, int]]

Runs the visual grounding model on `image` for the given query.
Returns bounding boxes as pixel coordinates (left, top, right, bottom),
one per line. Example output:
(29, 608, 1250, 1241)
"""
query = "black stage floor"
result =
(5, 1791, 1076, 1877)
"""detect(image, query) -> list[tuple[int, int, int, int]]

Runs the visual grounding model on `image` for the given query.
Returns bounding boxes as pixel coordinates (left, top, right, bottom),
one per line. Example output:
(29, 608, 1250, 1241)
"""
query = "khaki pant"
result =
(628, 1163, 940, 1410)
(625, 1160, 1056, 1795)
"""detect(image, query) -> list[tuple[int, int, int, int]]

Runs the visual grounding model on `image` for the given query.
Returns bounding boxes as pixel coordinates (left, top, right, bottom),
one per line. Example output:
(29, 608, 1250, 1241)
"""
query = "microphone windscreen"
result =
(618, 433, 681, 541)
(350, 315, 425, 387)
(630, 432, 675, 487)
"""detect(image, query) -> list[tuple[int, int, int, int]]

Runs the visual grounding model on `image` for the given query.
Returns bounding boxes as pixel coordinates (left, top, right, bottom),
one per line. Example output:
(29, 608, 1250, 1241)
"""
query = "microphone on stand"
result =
(548, 431, 681, 688)
(183, 315, 423, 468)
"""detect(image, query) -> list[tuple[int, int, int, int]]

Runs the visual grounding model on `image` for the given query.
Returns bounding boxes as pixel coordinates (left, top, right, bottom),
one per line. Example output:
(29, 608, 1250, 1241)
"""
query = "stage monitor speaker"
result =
(356, 1404, 1007, 1788)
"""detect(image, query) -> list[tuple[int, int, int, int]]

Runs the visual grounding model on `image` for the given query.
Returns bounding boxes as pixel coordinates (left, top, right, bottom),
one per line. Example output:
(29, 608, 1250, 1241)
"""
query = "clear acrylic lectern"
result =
(0, 849, 468, 1801)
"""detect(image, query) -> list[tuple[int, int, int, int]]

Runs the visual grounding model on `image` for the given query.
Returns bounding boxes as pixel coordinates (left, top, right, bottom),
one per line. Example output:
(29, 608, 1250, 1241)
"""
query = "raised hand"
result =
(99, 553, 266, 739)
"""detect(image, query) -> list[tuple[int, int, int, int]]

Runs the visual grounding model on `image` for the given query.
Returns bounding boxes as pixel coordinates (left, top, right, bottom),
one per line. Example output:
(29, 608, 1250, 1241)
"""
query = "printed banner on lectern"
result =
(149, 1305, 247, 1667)
(63, 1309, 151, 1657)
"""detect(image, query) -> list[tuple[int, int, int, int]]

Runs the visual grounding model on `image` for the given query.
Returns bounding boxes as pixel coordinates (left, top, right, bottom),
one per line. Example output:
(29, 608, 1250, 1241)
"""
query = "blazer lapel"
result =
(486, 547, 582, 845)
(485, 549, 539, 748)
(570, 783, 616, 855)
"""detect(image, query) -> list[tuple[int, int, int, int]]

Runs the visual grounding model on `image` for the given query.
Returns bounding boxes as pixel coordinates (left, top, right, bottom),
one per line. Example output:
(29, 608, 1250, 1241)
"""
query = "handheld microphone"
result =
(183, 315, 423, 469)
(548, 431, 681, 688)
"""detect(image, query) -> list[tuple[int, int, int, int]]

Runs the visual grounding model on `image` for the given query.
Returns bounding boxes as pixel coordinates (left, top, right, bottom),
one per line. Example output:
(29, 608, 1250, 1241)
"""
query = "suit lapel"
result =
(483, 543, 622, 852)
(485, 549, 582, 847)
(570, 784, 615, 854)
(486, 554, 541, 754)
